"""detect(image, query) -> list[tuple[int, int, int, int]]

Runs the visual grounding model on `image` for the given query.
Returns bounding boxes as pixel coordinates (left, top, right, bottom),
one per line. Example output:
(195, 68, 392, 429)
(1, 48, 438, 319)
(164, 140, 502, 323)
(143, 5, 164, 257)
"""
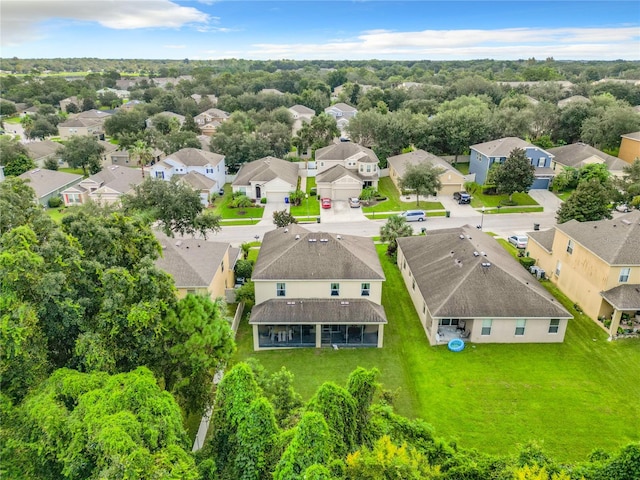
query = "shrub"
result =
(48, 196, 63, 208)
(519, 257, 536, 270)
(231, 194, 253, 208)
(260, 197, 267, 204)
(43, 157, 59, 171)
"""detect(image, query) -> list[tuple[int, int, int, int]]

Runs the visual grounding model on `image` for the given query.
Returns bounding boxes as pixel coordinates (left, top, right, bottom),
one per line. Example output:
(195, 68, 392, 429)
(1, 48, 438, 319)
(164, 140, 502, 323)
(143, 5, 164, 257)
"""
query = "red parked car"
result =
(321, 198, 332, 209)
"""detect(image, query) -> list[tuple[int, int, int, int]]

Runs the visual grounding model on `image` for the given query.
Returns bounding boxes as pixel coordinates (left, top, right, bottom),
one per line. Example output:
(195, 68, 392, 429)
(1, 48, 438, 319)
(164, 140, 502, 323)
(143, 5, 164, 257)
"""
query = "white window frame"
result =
(548, 319, 560, 334)
(515, 319, 526, 336)
(555, 261, 562, 277)
(361, 282, 370, 296)
(537, 157, 546, 167)
(276, 282, 286, 297)
(330, 283, 340, 296)
(567, 239, 574, 254)
(481, 319, 492, 336)
(619, 268, 631, 283)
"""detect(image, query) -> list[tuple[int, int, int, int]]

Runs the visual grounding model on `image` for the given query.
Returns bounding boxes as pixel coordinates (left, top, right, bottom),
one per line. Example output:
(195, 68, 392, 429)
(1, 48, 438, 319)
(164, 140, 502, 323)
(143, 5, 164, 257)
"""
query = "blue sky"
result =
(1, 1, 639, 60)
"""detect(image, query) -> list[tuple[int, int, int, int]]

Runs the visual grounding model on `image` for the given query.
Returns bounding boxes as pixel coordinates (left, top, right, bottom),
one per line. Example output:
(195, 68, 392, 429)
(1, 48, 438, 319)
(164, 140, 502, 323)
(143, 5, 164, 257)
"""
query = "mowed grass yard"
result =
(232, 245, 640, 462)
(362, 177, 444, 213)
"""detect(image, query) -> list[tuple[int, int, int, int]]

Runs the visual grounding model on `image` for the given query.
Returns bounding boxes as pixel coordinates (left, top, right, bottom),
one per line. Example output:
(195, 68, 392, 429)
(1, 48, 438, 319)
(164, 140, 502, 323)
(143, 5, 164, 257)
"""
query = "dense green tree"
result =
(379, 215, 413, 256)
(0, 100, 17, 115)
(0, 177, 54, 236)
(103, 109, 147, 138)
(3, 152, 35, 176)
(122, 178, 222, 238)
(182, 113, 202, 134)
(581, 105, 640, 150)
(234, 259, 253, 280)
(399, 162, 444, 206)
(493, 148, 536, 202)
(159, 130, 202, 154)
(129, 139, 153, 179)
(347, 367, 379, 446)
(57, 135, 105, 175)
(27, 117, 57, 139)
(556, 178, 613, 224)
(273, 210, 298, 228)
(43, 157, 59, 170)
(616, 159, 640, 207)
(577, 162, 610, 184)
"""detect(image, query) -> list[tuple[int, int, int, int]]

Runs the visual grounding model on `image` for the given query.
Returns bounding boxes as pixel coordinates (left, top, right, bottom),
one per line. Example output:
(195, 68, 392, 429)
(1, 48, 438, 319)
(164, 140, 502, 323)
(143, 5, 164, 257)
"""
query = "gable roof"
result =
(316, 164, 362, 184)
(600, 285, 640, 311)
(154, 232, 230, 288)
(527, 228, 555, 253)
(471, 137, 552, 158)
(250, 298, 387, 325)
(326, 102, 357, 113)
(289, 104, 315, 115)
(252, 224, 384, 281)
(397, 226, 571, 319)
(179, 171, 217, 190)
(315, 142, 378, 163)
(58, 118, 101, 128)
(19, 169, 82, 198)
(387, 149, 461, 177)
(547, 143, 627, 171)
(621, 131, 640, 141)
(84, 165, 144, 194)
(196, 108, 229, 119)
(555, 210, 640, 265)
(167, 148, 224, 167)
(232, 156, 299, 187)
(25, 140, 60, 160)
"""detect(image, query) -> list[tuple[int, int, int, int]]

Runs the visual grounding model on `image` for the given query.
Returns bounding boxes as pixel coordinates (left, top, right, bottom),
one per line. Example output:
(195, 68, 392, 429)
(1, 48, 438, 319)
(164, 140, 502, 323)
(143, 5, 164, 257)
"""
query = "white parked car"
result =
(615, 204, 631, 213)
(508, 235, 528, 249)
(400, 210, 426, 222)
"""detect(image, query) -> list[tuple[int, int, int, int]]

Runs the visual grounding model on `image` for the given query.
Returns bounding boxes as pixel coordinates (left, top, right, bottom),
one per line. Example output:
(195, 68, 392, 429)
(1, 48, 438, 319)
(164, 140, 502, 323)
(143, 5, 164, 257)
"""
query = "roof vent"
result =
(320, 238, 328, 243)
(336, 235, 342, 240)
(308, 238, 317, 243)
(286, 301, 296, 305)
(284, 228, 288, 233)
(622, 219, 631, 225)
(459, 234, 465, 239)
(450, 251, 455, 256)
(481, 251, 487, 256)
(481, 262, 492, 268)
(473, 251, 479, 257)
(295, 234, 300, 240)
(340, 301, 350, 306)
(175, 240, 182, 247)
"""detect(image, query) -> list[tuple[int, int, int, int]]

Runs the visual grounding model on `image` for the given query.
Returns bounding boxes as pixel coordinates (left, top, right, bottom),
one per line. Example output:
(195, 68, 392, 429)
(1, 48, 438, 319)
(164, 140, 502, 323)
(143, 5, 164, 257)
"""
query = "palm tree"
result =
(379, 215, 413, 256)
(130, 140, 153, 179)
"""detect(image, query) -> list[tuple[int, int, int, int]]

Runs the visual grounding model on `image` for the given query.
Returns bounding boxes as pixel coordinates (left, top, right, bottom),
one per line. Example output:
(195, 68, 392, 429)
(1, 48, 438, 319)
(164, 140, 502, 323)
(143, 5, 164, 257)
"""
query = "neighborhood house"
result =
(315, 143, 380, 200)
(387, 149, 467, 196)
(232, 156, 299, 203)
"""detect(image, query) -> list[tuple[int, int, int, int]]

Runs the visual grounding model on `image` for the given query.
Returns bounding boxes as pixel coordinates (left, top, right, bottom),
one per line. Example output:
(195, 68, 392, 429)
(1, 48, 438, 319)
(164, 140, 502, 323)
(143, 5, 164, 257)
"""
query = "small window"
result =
(221, 261, 224, 272)
(403, 259, 406, 270)
(276, 283, 286, 297)
(555, 261, 562, 277)
(481, 319, 492, 336)
(331, 283, 340, 296)
(361, 283, 370, 296)
(567, 239, 574, 254)
(423, 302, 426, 313)
(537, 157, 546, 167)
(366, 165, 371, 172)
(548, 319, 560, 334)
(412, 279, 415, 291)
(187, 289, 196, 295)
(619, 268, 631, 283)
(515, 319, 526, 336)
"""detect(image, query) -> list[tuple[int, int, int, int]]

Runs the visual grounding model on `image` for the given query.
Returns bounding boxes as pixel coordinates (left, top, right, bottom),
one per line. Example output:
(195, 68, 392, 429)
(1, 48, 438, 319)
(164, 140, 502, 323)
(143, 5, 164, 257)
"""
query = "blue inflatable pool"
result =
(448, 338, 465, 352)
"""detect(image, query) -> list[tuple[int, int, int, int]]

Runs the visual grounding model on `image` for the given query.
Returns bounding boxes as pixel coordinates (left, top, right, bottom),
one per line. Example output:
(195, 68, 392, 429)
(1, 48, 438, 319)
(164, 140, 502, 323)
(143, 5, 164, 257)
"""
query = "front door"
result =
(255, 185, 261, 199)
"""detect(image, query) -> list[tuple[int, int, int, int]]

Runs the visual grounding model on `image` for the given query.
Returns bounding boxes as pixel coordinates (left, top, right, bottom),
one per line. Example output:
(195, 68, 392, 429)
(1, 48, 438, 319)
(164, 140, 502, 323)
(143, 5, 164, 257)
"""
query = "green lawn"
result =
(59, 167, 85, 176)
(231, 245, 640, 462)
(470, 191, 539, 208)
(484, 206, 544, 214)
(555, 190, 573, 201)
(362, 177, 444, 213)
(453, 163, 470, 175)
(3, 116, 21, 124)
(46, 206, 81, 223)
(213, 184, 265, 220)
(290, 177, 320, 218)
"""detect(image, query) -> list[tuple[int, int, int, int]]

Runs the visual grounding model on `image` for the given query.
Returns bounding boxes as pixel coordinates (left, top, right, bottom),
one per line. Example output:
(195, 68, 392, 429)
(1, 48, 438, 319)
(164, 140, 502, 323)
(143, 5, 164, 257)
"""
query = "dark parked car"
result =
(453, 191, 471, 204)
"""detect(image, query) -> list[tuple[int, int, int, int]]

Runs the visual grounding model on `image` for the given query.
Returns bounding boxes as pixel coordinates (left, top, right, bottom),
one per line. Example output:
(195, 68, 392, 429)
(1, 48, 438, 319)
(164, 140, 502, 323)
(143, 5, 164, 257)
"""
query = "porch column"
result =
(609, 310, 623, 338)
(315, 324, 322, 348)
(252, 325, 260, 351)
(377, 325, 384, 348)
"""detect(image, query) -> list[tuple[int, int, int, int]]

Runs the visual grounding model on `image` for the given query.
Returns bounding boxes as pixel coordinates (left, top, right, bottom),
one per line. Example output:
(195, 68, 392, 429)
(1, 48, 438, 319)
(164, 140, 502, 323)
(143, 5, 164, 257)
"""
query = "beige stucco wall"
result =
(388, 165, 464, 196)
(254, 279, 383, 305)
(618, 137, 640, 164)
(175, 248, 234, 301)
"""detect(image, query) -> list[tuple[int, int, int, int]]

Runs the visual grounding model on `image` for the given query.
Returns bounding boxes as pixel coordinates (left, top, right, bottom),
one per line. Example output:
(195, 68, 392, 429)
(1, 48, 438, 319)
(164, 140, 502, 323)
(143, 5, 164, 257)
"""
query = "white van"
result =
(400, 210, 426, 222)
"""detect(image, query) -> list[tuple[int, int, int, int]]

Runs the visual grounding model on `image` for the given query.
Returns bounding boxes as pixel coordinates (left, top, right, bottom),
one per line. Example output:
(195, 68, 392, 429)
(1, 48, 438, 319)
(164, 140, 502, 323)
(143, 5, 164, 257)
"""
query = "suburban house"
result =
(288, 104, 315, 134)
(195, 108, 229, 127)
(557, 95, 591, 109)
(96, 87, 130, 99)
(25, 140, 62, 167)
(315, 143, 379, 200)
(249, 225, 387, 350)
(260, 88, 284, 95)
(324, 103, 357, 121)
(526, 211, 640, 337)
(154, 232, 237, 301)
(548, 143, 628, 176)
(57, 118, 104, 140)
(387, 149, 467, 196)
(190, 93, 218, 105)
(145, 111, 185, 130)
(119, 100, 145, 111)
(59, 96, 80, 112)
(19, 168, 82, 205)
(618, 131, 640, 164)
(61, 165, 144, 206)
(147, 148, 226, 206)
(397, 226, 572, 346)
(469, 137, 555, 189)
(232, 156, 299, 203)
(110, 147, 165, 167)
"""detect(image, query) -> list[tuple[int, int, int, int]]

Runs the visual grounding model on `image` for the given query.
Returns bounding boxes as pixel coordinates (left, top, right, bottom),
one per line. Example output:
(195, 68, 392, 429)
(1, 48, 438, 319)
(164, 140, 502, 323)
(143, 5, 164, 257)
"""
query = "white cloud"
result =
(248, 26, 640, 60)
(1, 0, 210, 46)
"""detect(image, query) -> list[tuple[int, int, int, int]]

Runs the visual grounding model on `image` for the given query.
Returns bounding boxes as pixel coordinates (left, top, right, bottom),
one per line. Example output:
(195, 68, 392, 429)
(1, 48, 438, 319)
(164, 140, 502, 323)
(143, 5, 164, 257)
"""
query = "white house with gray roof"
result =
(469, 137, 555, 189)
(397, 226, 572, 346)
(315, 143, 379, 200)
(61, 165, 144, 206)
(19, 168, 83, 205)
(249, 224, 387, 350)
(548, 143, 628, 176)
(232, 156, 299, 203)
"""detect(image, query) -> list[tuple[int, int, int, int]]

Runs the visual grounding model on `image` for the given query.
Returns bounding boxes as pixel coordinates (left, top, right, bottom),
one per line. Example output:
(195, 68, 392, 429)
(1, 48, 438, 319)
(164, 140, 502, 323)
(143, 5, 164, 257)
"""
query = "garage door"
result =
(439, 184, 464, 196)
(332, 187, 361, 201)
(266, 191, 288, 203)
(531, 178, 551, 190)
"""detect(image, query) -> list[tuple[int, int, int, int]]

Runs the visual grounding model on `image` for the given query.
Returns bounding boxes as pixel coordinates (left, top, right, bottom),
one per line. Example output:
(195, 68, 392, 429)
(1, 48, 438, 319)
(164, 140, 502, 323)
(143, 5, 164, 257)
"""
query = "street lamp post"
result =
(305, 193, 309, 221)
(477, 206, 485, 230)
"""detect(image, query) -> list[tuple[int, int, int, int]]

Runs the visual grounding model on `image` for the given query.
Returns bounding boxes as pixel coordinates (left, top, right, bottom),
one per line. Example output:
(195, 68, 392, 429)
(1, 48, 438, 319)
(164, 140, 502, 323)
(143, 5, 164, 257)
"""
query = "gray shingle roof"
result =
(556, 211, 640, 265)
(326, 102, 357, 113)
(249, 298, 387, 324)
(168, 148, 224, 167)
(315, 142, 378, 163)
(25, 140, 60, 160)
(252, 224, 384, 281)
(179, 171, 216, 190)
(18, 169, 82, 198)
(600, 284, 640, 310)
(154, 232, 230, 288)
(397, 226, 571, 319)
(88, 165, 144, 194)
(527, 229, 555, 253)
(621, 131, 640, 141)
(232, 156, 299, 187)
(59, 118, 101, 128)
(289, 104, 315, 115)
(387, 149, 459, 177)
(548, 143, 627, 171)
(316, 164, 362, 184)
(471, 137, 550, 158)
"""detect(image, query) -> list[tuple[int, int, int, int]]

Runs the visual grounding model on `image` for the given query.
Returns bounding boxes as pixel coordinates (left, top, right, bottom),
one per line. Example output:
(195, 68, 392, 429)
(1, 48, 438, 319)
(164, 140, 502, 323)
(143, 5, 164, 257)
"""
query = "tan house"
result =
(288, 104, 315, 134)
(397, 226, 572, 346)
(618, 131, 640, 164)
(249, 225, 387, 350)
(61, 165, 144, 206)
(315, 143, 379, 200)
(154, 233, 237, 301)
(232, 156, 299, 203)
(526, 211, 640, 337)
(57, 118, 103, 140)
(194, 108, 229, 127)
(548, 143, 628, 176)
(387, 149, 467, 196)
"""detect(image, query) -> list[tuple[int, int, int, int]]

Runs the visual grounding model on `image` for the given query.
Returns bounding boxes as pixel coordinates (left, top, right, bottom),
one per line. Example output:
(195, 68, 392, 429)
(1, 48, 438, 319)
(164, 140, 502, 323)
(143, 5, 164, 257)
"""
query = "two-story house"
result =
(194, 108, 229, 127)
(397, 226, 572, 346)
(57, 118, 104, 140)
(618, 131, 640, 164)
(147, 148, 226, 206)
(324, 103, 357, 137)
(469, 137, 555, 189)
(288, 104, 315, 134)
(315, 143, 379, 200)
(249, 225, 387, 350)
(527, 211, 640, 337)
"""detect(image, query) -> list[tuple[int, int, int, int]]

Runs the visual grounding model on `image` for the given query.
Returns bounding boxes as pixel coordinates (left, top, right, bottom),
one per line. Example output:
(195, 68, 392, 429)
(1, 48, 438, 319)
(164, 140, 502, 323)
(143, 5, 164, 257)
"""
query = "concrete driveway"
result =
(257, 201, 288, 226)
(528, 189, 563, 213)
(320, 200, 367, 223)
